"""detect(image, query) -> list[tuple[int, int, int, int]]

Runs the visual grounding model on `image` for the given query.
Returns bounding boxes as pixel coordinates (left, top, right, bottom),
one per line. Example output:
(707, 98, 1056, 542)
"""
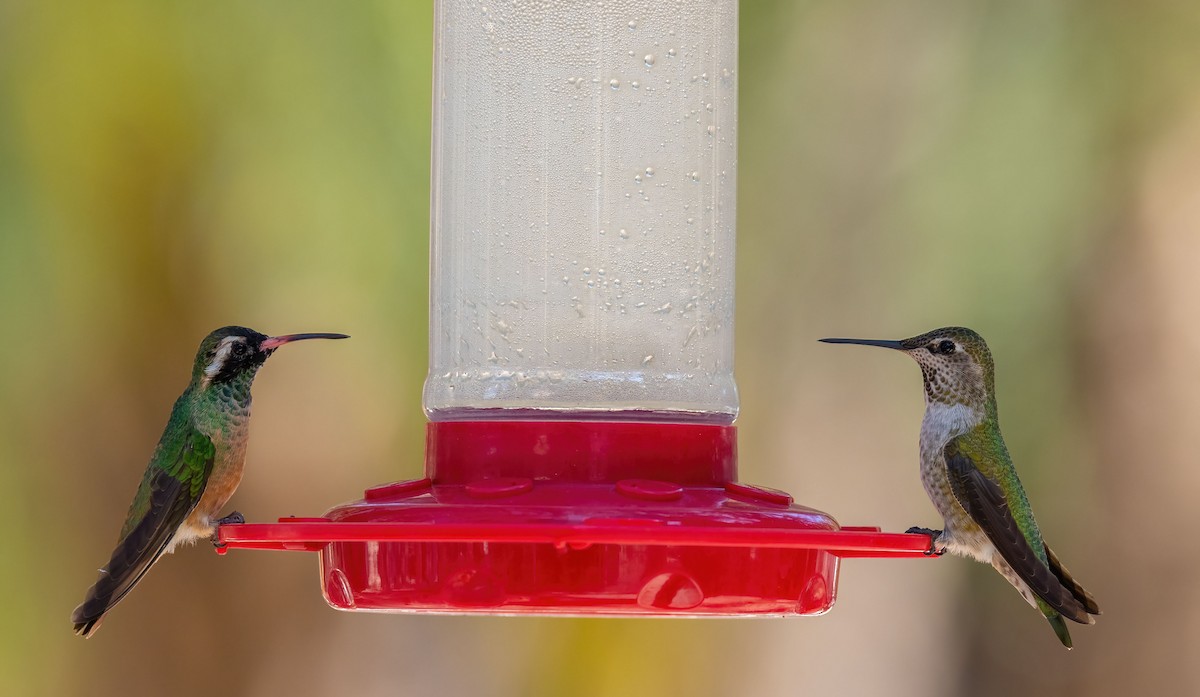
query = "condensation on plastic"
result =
(424, 0, 739, 423)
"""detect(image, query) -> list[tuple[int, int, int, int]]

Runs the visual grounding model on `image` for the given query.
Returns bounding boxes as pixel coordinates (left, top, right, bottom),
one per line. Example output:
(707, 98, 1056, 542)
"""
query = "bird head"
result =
(820, 326, 995, 409)
(191, 326, 349, 389)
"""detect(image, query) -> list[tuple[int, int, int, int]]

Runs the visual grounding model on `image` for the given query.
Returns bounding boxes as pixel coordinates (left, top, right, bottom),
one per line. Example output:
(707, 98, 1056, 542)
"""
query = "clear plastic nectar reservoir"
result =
(425, 0, 738, 423)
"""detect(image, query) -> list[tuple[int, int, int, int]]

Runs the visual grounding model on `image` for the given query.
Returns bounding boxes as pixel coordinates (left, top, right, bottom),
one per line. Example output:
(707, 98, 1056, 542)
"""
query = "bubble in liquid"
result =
(644, 54, 655, 67)
(610, 79, 620, 90)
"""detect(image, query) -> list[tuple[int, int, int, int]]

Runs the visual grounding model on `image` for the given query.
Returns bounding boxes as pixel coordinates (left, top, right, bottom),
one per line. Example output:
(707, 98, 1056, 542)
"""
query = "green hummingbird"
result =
(71, 326, 348, 637)
(821, 327, 1100, 648)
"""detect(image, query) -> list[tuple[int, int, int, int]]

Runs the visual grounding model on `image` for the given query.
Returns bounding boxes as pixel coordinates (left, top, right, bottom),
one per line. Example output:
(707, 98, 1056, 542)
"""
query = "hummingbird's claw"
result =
(215, 511, 245, 526)
(210, 511, 245, 548)
(906, 526, 947, 556)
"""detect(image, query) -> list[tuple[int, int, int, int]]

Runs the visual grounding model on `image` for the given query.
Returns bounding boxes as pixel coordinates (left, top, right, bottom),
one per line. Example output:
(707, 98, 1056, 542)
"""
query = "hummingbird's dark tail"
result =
(1047, 613, 1073, 649)
(71, 523, 176, 637)
(1038, 542, 1101, 650)
(72, 542, 170, 637)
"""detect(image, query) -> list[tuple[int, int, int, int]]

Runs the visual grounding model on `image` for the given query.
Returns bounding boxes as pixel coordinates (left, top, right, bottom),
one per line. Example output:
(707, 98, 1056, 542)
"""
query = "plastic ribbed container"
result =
(424, 0, 739, 422)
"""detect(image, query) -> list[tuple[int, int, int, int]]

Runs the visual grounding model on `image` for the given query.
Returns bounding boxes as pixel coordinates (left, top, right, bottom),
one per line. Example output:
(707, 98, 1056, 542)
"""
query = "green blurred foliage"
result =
(2, 1, 1199, 695)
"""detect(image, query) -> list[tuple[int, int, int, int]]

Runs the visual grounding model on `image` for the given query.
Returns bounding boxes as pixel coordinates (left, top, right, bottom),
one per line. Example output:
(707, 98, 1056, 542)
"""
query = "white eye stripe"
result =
(204, 336, 247, 378)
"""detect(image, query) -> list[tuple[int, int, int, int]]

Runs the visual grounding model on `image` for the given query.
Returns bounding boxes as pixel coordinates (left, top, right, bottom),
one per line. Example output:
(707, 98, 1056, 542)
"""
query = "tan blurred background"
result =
(2, 1, 1198, 695)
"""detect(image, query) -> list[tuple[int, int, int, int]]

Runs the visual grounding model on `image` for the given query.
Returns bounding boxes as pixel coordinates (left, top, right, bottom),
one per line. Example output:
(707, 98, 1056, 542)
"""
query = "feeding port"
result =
(218, 0, 933, 616)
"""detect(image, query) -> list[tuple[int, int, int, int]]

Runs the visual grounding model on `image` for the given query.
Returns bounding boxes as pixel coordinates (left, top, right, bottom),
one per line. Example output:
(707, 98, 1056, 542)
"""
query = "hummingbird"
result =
(71, 326, 348, 637)
(820, 327, 1100, 648)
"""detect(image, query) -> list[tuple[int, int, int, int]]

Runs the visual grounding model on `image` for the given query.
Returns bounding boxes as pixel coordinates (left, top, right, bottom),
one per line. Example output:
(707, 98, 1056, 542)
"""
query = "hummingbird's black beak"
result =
(260, 333, 350, 350)
(819, 337, 906, 350)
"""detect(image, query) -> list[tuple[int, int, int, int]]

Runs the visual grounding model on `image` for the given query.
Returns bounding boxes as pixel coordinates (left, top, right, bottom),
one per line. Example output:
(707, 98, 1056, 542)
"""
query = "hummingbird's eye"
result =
(232, 342, 248, 356)
(936, 340, 956, 355)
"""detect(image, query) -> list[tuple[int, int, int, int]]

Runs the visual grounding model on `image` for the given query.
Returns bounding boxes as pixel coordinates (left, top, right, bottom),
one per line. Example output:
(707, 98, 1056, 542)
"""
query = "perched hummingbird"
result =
(71, 326, 348, 637)
(821, 327, 1100, 648)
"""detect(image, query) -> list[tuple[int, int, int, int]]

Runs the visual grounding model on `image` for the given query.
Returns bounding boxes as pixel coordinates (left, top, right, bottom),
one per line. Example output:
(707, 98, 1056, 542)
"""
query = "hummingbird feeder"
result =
(218, 0, 932, 615)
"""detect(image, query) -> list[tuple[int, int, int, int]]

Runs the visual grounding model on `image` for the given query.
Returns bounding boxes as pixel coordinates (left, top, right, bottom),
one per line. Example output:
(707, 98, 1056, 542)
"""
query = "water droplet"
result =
(644, 54, 655, 67)
(627, 20, 637, 29)
(705, 102, 713, 111)
(667, 48, 677, 58)
(707, 125, 715, 136)
(583, 267, 591, 275)
(634, 174, 642, 183)
(598, 268, 606, 276)
(642, 355, 654, 365)
(689, 171, 700, 181)
(631, 80, 640, 89)
(645, 166, 655, 178)
(610, 79, 620, 90)
(619, 228, 630, 238)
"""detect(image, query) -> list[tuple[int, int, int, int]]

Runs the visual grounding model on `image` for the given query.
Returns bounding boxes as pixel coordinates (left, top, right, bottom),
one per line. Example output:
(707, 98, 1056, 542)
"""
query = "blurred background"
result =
(2, 1, 1198, 695)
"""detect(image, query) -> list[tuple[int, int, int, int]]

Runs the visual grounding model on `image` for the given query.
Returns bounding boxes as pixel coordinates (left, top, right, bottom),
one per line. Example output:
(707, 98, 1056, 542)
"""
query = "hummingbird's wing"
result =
(942, 437, 1093, 624)
(71, 425, 215, 637)
(1045, 542, 1101, 615)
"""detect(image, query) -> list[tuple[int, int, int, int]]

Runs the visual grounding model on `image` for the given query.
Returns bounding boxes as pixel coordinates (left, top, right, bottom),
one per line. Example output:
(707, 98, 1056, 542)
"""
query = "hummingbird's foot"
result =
(215, 511, 245, 526)
(210, 512, 245, 549)
(905, 527, 947, 556)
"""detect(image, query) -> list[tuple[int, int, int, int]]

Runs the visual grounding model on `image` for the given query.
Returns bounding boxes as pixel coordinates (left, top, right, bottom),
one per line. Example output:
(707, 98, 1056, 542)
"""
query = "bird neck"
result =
(920, 397, 990, 448)
(191, 370, 257, 434)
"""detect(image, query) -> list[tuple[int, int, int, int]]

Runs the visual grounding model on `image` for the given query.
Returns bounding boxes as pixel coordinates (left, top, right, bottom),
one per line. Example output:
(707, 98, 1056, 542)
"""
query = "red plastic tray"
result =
(217, 421, 933, 616)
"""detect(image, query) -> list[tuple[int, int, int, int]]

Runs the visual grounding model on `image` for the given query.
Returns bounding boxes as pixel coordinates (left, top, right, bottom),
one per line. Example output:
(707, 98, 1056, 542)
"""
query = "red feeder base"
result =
(218, 421, 933, 616)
